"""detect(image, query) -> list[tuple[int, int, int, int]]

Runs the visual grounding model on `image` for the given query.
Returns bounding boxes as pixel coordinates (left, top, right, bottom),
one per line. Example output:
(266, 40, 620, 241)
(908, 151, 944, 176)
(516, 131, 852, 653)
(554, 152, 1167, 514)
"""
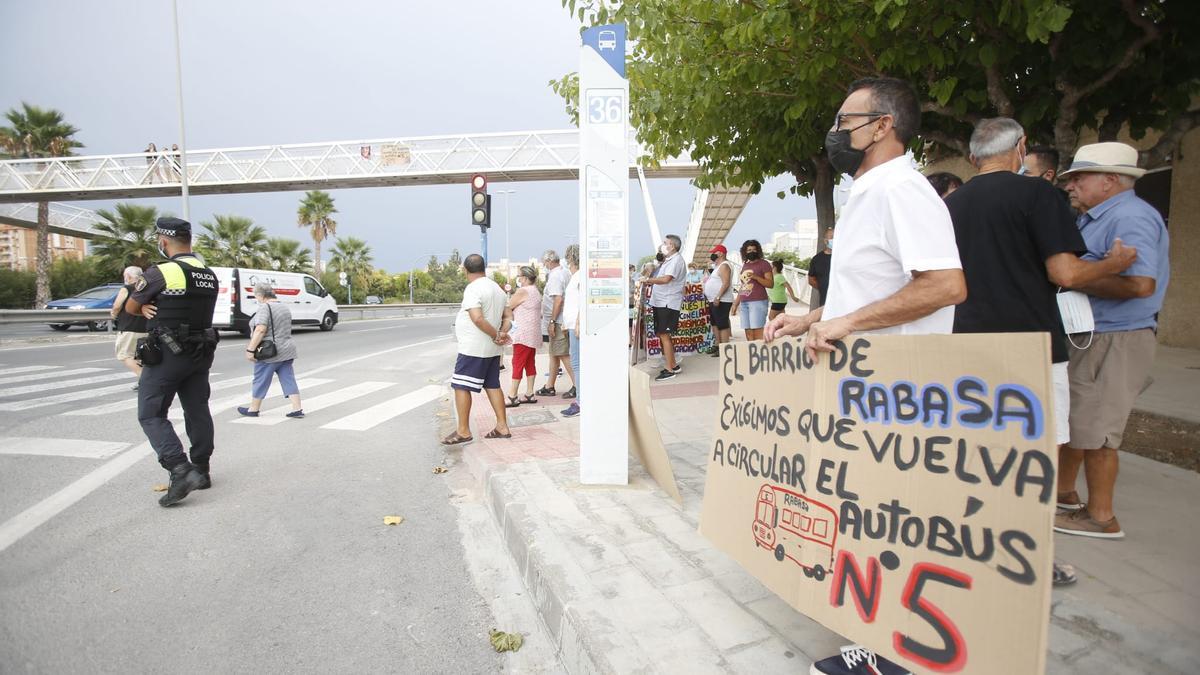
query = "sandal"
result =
(1052, 562, 1078, 587)
(561, 387, 576, 399)
(440, 432, 473, 445)
(521, 394, 538, 404)
(505, 396, 521, 408)
(484, 428, 512, 439)
(535, 386, 556, 396)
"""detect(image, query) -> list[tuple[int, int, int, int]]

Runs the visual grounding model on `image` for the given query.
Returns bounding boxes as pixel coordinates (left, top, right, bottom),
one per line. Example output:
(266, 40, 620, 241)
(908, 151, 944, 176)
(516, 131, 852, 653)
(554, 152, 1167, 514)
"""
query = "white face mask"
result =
(826, 238, 834, 250)
(660, 244, 672, 256)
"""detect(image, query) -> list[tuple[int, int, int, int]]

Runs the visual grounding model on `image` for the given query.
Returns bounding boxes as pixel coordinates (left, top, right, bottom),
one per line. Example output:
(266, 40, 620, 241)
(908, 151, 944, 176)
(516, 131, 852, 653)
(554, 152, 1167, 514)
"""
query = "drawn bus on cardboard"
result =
(752, 483, 838, 581)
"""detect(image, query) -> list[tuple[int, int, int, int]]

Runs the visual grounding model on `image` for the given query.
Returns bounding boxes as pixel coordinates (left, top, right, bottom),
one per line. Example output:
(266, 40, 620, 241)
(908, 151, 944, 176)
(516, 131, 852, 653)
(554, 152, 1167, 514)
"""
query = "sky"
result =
(0, 0, 818, 272)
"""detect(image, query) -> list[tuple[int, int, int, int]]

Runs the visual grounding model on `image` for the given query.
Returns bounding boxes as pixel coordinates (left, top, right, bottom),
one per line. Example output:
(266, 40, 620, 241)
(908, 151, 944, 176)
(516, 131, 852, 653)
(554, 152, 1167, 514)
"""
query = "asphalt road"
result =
(0, 314, 555, 673)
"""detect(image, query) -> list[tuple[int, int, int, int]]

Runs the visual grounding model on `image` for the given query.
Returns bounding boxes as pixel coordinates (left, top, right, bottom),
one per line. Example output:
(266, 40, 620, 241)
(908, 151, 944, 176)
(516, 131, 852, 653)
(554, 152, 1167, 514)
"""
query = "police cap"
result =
(156, 217, 191, 238)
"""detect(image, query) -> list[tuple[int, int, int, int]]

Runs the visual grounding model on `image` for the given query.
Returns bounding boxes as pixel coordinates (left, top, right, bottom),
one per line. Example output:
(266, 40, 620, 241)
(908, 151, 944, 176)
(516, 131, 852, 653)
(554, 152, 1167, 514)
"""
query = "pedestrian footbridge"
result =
(0, 129, 755, 261)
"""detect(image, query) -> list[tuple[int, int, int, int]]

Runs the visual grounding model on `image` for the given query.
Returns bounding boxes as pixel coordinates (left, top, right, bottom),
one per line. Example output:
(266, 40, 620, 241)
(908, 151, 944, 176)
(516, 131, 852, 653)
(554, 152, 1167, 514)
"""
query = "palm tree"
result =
(327, 236, 374, 291)
(266, 237, 313, 273)
(297, 190, 337, 274)
(0, 103, 83, 306)
(196, 215, 270, 268)
(91, 203, 160, 274)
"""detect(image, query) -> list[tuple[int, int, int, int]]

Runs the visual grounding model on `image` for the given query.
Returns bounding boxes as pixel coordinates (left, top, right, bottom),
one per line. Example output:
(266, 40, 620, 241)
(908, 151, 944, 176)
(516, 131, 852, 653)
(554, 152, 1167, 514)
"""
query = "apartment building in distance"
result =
(0, 225, 86, 271)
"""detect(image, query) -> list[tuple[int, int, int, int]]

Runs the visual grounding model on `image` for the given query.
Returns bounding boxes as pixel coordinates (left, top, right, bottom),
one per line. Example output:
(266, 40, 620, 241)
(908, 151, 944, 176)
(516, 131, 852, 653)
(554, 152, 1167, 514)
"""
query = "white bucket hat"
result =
(1060, 142, 1146, 178)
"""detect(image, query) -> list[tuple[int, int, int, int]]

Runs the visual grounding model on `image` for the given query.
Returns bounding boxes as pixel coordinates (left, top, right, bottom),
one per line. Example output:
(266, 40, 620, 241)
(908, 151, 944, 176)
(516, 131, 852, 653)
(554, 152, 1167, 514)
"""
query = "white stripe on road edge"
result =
(0, 367, 107, 387)
(0, 372, 133, 398)
(320, 385, 444, 431)
(0, 365, 63, 375)
(0, 436, 131, 459)
(177, 378, 333, 420)
(0, 381, 141, 412)
(0, 439, 154, 554)
(231, 381, 395, 426)
(62, 375, 254, 416)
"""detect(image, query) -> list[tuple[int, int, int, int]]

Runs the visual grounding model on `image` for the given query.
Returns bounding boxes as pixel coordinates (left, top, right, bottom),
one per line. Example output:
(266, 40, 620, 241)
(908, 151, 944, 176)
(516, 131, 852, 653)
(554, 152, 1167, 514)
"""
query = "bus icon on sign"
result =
(598, 30, 617, 51)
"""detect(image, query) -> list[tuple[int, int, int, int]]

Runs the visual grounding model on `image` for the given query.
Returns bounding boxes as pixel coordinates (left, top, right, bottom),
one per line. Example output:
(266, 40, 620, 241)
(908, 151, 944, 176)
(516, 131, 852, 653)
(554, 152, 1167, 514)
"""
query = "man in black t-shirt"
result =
(806, 227, 833, 308)
(948, 119, 1137, 588)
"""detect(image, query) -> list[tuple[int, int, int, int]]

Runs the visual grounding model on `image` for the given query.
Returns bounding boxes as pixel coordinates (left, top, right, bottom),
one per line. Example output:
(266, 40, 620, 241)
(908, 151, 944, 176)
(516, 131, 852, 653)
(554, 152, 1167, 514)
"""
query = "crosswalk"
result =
(0, 359, 450, 441)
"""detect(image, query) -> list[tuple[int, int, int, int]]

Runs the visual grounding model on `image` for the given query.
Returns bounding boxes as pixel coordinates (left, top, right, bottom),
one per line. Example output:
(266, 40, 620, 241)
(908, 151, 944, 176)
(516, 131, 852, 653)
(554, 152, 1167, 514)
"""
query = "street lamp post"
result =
(495, 189, 515, 278)
(171, 0, 191, 220)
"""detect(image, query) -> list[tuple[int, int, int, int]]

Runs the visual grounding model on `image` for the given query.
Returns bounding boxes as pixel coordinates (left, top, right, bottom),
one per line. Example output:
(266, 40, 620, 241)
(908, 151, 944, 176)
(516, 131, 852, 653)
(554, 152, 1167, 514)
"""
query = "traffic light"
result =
(470, 173, 491, 228)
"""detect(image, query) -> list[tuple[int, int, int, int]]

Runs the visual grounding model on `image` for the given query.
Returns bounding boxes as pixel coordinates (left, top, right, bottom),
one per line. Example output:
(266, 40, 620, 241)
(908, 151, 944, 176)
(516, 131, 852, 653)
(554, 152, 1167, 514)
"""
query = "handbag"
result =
(254, 304, 279, 360)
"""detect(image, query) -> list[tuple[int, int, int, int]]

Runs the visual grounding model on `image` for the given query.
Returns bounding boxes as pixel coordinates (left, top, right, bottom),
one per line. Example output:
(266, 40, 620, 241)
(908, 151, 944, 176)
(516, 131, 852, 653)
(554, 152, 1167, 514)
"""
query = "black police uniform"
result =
(128, 218, 221, 506)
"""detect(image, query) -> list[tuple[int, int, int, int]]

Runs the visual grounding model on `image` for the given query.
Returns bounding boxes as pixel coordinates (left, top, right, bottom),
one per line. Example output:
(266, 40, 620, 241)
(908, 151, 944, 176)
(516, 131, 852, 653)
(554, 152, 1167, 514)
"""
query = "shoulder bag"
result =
(254, 304, 278, 360)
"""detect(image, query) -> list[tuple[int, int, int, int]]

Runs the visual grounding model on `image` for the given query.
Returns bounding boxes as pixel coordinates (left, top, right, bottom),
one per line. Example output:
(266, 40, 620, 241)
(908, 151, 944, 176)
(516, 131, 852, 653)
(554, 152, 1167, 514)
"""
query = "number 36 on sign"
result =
(586, 90, 625, 125)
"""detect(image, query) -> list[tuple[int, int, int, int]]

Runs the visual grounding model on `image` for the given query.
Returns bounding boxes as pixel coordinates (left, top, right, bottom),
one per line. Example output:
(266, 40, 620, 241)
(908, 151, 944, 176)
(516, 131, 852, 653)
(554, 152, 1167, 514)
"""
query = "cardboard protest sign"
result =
(628, 367, 683, 504)
(700, 334, 1056, 675)
(646, 281, 714, 356)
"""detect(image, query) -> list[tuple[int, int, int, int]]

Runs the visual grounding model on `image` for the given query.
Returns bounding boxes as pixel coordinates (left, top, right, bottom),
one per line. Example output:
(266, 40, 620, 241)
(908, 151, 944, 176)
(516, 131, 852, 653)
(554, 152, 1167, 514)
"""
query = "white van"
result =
(210, 267, 339, 334)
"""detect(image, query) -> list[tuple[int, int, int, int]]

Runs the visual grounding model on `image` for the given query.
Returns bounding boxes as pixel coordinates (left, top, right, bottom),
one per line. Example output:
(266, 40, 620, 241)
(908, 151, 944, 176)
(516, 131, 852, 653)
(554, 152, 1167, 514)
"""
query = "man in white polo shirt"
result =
(764, 77, 966, 675)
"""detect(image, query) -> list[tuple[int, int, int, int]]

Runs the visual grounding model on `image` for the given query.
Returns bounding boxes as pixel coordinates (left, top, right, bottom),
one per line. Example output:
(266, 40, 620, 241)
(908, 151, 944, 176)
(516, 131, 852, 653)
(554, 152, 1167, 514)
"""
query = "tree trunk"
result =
(812, 155, 836, 246)
(34, 201, 51, 308)
(313, 237, 322, 275)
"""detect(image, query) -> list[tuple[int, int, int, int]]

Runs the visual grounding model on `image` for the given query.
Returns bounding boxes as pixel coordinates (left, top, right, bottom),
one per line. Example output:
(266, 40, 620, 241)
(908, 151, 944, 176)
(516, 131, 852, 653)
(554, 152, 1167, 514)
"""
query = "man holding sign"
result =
(765, 78, 966, 360)
(762, 77, 966, 675)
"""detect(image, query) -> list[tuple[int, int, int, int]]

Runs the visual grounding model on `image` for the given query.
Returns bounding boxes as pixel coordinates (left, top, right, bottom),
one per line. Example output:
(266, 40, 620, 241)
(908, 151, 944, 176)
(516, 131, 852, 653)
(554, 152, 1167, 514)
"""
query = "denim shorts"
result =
(739, 300, 769, 330)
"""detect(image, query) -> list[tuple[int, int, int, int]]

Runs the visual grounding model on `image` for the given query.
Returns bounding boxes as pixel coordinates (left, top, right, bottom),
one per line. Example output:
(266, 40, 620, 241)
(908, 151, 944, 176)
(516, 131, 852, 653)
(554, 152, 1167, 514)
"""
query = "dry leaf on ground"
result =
(383, 516, 405, 526)
(152, 484, 168, 492)
(488, 629, 523, 653)
(432, 466, 448, 474)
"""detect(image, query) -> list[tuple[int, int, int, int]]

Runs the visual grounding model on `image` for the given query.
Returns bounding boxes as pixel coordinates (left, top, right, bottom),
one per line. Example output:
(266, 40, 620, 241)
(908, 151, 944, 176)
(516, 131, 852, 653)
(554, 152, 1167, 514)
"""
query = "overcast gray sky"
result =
(1, 0, 817, 272)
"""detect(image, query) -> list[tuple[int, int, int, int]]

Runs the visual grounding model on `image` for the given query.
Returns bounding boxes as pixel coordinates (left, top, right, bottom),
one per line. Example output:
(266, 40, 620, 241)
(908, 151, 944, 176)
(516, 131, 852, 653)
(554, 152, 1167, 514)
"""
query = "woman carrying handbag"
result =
(239, 282, 304, 418)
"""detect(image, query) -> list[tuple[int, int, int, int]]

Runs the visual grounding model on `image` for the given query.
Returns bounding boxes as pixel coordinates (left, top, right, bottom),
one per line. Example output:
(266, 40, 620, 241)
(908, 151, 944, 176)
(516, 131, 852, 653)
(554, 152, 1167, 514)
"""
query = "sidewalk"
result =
(446, 343, 1200, 674)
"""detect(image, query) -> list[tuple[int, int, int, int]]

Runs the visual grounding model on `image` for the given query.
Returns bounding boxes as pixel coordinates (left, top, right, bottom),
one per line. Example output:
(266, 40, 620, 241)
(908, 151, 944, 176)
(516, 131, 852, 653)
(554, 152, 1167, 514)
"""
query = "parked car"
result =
(210, 267, 339, 334)
(364, 295, 382, 305)
(45, 283, 123, 331)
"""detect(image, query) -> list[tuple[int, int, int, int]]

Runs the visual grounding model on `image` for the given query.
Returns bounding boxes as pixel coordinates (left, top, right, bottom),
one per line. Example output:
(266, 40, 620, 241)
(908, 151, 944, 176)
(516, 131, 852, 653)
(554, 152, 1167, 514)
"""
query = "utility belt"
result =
(136, 324, 220, 365)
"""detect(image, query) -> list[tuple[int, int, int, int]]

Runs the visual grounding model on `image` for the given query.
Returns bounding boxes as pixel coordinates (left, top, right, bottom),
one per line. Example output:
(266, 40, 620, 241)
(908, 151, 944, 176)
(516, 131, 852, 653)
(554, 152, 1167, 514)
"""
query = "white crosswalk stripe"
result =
(0, 365, 63, 376)
(0, 367, 106, 387)
(231, 381, 396, 426)
(182, 378, 333, 420)
(0, 372, 134, 398)
(0, 436, 131, 459)
(0, 380, 143, 412)
(63, 375, 254, 416)
(320, 385, 444, 431)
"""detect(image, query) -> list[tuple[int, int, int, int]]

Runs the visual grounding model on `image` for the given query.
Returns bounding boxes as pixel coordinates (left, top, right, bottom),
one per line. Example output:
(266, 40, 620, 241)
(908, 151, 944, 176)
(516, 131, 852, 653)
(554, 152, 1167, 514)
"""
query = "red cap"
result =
(709, 244, 727, 255)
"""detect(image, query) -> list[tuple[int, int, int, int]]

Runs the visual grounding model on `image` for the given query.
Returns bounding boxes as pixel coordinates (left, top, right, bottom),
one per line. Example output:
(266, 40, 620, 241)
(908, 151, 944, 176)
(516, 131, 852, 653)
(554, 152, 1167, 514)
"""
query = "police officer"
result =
(125, 217, 221, 507)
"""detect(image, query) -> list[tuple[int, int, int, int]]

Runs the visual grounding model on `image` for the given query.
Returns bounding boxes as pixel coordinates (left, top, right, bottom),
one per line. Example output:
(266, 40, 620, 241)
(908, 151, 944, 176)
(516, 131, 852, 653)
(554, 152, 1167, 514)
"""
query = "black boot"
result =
(193, 462, 212, 490)
(159, 462, 205, 507)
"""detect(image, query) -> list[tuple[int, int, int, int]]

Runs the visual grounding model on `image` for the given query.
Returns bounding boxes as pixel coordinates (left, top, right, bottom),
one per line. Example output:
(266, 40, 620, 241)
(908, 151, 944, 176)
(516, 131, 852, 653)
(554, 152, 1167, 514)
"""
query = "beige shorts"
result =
(548, 328, 569, 357)
(115, 331, 145, 360)
(1067, 328, 1156, 450)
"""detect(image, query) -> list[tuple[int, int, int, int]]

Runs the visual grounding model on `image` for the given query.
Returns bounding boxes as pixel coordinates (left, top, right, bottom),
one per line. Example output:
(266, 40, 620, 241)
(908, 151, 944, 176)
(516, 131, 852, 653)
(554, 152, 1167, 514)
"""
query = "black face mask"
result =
(744, 251, 760, 261)
(655, 252, 665, 263)
(824, 118, 880, 176)
(709, 253, 718, 261)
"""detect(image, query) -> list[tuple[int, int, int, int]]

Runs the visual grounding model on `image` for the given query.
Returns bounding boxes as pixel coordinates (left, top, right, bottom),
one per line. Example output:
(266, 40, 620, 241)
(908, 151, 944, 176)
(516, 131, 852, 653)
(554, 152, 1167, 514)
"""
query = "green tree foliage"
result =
(265, 237, 313, 273)
(768, 251, 811, 270)
(297, 190, 338, 275)
(327, 236, 374, 292)
(196, 215, 270, 268)
(0, 268, 35, 308)
(319, 270, 350, 304)
(555, 0, 1199, 238)
(49, 256, 113, 298)
(91, 203, 159, 275)
(0, 102, 83, 306)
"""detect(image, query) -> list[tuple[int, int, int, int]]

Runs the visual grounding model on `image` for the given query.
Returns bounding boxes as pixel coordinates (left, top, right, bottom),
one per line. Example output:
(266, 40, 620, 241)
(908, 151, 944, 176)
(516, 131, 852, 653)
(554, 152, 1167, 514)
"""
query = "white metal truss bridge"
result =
(0, 129, 756, 263)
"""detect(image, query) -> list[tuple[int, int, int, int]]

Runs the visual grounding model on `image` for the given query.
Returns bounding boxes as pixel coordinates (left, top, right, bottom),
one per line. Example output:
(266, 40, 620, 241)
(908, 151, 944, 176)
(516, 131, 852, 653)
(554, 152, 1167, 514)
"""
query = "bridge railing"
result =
(0, 130, 697, 201)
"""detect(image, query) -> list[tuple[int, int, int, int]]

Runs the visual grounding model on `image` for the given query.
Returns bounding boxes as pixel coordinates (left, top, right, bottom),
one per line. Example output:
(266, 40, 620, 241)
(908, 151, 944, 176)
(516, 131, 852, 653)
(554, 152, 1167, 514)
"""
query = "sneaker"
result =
(561, 402, 580, 417)
(236, 406, 259, 417)
(670, 364, 682, 373)
(1056, 490, 1084, 511)
(810, 645, 910, 675)
(286, 410, 305, 419)
(1054, 508, 1124, 539)
(131, 383, 139, 391)
(654, 369, 676, 381)
(709, 349, 720, 357)
(1052, 561, 1077, 587)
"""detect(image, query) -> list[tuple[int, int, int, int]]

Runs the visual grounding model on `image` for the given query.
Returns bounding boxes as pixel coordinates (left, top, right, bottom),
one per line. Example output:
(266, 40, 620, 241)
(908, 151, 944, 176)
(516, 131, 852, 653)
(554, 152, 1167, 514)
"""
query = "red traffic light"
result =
(471, 174, 487, 191)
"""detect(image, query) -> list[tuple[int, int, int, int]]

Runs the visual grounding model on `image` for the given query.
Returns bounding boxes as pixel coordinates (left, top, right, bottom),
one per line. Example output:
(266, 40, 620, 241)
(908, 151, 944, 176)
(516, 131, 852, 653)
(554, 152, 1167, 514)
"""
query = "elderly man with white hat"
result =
(1054, 142, 1170, 540)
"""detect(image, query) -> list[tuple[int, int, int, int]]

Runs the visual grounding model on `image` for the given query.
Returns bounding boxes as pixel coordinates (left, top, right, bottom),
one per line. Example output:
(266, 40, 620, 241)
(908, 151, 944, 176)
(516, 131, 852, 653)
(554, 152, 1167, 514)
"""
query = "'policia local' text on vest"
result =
(148, 254, 219, 332)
